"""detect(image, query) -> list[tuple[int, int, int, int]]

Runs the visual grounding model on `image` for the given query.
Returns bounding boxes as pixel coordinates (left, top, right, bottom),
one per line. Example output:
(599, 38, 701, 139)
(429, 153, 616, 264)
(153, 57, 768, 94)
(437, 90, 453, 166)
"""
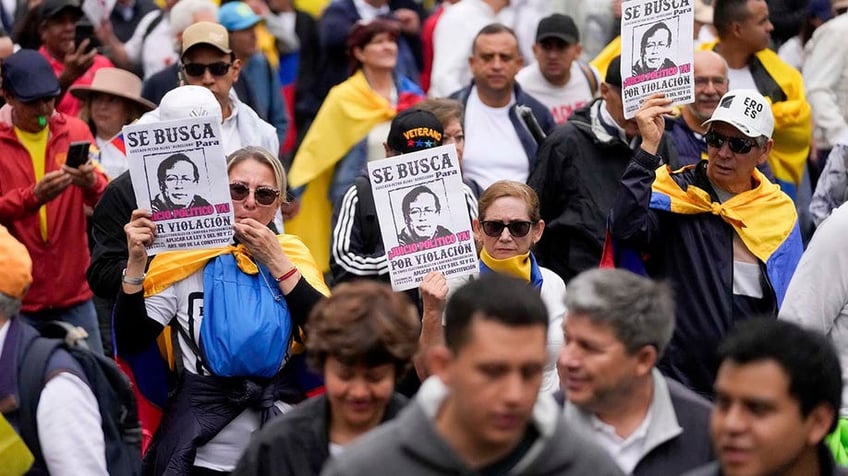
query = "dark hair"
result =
(444, 274, 548, 352)
(471, 23, 519, 56)
(641, 22, 672, 53)
(718, 319, 842, 432)
(713, 0, 755, 37)
(402, 185, 441, 218)
(346, 18, 400, 73)
(306, 281, 419, 376)
(158, 153, 199, 184)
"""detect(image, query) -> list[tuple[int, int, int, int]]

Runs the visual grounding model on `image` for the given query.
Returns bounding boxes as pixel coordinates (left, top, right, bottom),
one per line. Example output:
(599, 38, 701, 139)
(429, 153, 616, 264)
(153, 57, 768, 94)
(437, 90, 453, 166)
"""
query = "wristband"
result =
(122, 268, 146, 286)
(275, 267, 298, 283)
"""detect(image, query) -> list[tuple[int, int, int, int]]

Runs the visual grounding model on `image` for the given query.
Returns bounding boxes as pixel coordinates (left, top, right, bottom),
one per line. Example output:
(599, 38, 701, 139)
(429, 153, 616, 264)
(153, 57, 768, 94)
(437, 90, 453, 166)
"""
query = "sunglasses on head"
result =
(229, 181, 280, 206)
(182, 62, 231, 77)
(704, 130, 759, 154)
(480, 220, 534, 238)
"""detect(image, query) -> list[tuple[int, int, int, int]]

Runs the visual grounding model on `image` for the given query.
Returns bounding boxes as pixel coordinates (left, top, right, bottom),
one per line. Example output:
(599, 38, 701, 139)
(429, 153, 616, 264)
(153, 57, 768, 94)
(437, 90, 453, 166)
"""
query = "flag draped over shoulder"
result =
(116, 234, 329, 452)
(285, 70, 423, 272)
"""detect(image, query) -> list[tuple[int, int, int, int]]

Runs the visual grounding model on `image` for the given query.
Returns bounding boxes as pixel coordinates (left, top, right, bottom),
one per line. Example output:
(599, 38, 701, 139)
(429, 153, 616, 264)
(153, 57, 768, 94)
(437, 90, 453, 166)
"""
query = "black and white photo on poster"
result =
(368, 144, 478, 291)
(124, 116, 235, 254)
(621, 0, 695, 118)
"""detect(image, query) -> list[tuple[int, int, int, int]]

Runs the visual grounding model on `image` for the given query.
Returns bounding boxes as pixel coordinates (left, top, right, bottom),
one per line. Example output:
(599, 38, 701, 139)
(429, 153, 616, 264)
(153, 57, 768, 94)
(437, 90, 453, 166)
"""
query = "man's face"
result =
(438, 318, 547, 452)
(5, 94, 55, 133)
(229, 26, 258, 59)
(689, 53, 729, 121)
(738, 0, 773, 53)
(405, 191, 438, 239)
(642, 28, 671, 70)
(558, 313, 652, 412)
(705, 122, 770, 193)
(161, 160, 198, 208)
(181, 46, 240, 109)
(469, 32, 523, 95)
(39, 10, 78, 57)
(532, 38, 581, 85)
(712, 359, 831, 476)
(601, 83, 639, 138)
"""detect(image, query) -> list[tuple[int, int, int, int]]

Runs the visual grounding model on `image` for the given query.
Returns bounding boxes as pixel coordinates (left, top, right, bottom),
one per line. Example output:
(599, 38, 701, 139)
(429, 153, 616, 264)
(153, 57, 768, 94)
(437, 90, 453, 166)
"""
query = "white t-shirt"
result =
(221, 101, 244, 155)
(462, 88, 529, 188)
(727, 65, 758, 92)
(516, 62, 596, 125)
(590, 406, 653, 474)
(123, 10, 179, 79)
(96, 135, 129, 180)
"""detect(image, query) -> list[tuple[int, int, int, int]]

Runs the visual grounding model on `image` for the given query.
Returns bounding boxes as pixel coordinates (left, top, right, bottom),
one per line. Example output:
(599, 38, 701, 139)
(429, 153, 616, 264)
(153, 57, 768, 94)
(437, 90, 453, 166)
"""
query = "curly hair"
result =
(306, 281, 419, 377)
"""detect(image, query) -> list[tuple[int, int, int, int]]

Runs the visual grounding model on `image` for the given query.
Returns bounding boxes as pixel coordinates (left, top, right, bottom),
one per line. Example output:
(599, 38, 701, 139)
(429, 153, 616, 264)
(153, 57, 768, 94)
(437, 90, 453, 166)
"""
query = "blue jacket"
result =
(610, 149, 803, 398)
(450, 82, 556, 176)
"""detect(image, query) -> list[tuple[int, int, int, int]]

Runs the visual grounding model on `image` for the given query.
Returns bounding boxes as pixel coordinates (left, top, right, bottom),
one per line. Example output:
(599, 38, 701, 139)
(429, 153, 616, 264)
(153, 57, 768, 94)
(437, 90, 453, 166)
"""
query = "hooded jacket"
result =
(320, 377, 624, 476)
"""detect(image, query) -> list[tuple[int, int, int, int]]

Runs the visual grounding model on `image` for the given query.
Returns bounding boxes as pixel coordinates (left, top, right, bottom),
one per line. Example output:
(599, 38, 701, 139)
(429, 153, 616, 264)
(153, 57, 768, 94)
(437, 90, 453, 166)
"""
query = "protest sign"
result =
(124, 117, 235, 254)
(368, 144, 478, 291)
(620, 0, 695, 118)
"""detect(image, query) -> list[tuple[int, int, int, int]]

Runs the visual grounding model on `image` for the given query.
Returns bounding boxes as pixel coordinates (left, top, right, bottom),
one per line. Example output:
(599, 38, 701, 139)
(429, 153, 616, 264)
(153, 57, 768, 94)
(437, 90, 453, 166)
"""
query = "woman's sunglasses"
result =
(480, 220, 534, 238)
(229, 182, 280, 206)
(704, 130, 758, 154)
(182, 62, 232, 77)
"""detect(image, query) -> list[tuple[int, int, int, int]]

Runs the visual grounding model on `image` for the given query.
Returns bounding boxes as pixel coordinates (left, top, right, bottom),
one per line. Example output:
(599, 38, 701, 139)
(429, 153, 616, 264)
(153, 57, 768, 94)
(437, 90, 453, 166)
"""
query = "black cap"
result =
(39, 0, 82, 20)
(386, 109, 444, 154)
(535, 14, 579, 44)
(1, 50, 61, 102)
(605, 55, 622, 88)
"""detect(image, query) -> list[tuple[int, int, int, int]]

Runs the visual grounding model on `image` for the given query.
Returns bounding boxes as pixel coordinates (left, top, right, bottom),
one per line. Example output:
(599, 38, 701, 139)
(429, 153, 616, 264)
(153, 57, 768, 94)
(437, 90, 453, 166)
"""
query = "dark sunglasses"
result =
(704, 130, 759, 154)
(481, 220, 534, 238)
(229, 182, 280, 206)
(182, 62, 231, 77)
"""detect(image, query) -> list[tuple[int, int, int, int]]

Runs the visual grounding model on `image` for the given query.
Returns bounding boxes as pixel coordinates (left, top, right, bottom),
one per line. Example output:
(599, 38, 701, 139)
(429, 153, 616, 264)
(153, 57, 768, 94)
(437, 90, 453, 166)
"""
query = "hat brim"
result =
(69, 85, 156, 111)
(224, 16, 263, 32)
(13, 87, 62, 103)
(536, 32, 578, 45)
(181, 42, 233, 57)
(701, 117, 762, 138)
(42, 4, 82, 20)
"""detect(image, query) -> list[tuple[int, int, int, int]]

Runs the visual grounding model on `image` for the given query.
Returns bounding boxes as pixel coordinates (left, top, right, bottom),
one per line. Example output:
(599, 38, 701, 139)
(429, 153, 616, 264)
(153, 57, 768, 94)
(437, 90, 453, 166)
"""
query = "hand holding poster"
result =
(620, 0, 695, 118)
(368, 144, 478, 291)
(83, 0, 117, 26)
(124, 117, 235, 254)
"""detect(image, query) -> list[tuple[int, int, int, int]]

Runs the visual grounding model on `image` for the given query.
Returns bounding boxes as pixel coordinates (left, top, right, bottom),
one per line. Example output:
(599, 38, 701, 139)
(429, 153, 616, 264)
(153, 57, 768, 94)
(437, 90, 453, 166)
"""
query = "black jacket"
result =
(528, 99, 677, 283)
(231, 393, 408, 476)
(610, 150, 800, 398)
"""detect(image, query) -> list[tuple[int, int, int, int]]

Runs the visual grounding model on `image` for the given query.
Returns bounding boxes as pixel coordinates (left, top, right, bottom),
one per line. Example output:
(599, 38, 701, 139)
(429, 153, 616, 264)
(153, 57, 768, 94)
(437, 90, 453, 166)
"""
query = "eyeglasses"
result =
(165, 175, 196, 185)
(182, 62, 231, 77)
(480, 220, 534, 238)
(229, 181, 280, 206)
(408, 207, 437, 219)
(704, 130, 759, 154)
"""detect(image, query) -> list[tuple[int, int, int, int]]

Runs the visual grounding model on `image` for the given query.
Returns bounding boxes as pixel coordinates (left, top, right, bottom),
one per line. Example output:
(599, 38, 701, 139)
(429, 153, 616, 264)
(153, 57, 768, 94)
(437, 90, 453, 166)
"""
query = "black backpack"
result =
(17, 321, 142, 475)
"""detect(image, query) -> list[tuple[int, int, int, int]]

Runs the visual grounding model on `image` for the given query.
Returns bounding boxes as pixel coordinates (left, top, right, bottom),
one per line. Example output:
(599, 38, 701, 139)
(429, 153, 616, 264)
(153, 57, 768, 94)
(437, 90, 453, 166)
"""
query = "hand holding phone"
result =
(66, 141, 91, 168)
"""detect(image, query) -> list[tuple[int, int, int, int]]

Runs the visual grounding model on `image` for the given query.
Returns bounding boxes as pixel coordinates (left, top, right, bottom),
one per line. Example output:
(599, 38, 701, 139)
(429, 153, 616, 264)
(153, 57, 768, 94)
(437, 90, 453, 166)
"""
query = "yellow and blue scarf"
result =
(479, 248, 544, 290)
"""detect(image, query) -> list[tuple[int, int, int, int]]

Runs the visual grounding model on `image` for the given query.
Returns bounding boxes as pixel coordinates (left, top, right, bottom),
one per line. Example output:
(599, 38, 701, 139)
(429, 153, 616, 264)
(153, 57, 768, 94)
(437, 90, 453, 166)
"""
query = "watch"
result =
(122, 268, 146, 286)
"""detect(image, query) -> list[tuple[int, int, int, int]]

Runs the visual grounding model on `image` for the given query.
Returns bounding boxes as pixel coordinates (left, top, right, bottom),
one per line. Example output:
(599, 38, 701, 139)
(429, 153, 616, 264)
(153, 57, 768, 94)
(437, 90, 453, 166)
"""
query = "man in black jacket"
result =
(528, 55, 677, 283)
(558, 268, 713, 475)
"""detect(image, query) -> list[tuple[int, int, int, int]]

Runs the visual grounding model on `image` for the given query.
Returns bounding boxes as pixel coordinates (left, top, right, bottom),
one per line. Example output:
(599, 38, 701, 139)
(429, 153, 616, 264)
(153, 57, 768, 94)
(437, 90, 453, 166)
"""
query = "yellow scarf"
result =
(286, 70, 396, 271)
(479, 248, 532, 282)
(144, 234, 330, 368)
(651, 165, 797, 263)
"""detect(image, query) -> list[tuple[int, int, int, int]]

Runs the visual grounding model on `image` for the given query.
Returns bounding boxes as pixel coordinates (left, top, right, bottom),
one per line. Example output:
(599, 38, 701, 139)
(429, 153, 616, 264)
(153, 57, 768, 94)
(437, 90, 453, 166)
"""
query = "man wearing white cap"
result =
(610, 90, 803, 398)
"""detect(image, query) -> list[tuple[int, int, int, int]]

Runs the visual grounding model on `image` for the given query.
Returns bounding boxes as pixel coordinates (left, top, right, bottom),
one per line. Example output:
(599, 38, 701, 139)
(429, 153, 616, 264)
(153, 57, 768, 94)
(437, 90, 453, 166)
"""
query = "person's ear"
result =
(757, 139, 773, 165)
(804, 403, 836, 446)
(231, 58, 242, 82)
(426, 345, 453, 381)
(633, 345, 658, 377)
(532, 219, 544, 245)
(472, 217, 482, 242)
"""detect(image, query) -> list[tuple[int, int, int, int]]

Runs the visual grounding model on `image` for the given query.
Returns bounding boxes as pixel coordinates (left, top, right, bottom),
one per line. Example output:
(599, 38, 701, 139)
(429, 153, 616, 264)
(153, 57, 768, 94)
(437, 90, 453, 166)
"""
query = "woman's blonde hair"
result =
(226, 146, 288, 201)
(477, 180, 541, 222)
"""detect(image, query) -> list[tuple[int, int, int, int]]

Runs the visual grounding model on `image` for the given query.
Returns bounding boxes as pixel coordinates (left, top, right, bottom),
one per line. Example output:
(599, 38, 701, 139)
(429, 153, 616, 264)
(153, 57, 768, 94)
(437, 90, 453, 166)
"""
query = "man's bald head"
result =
(688, 50, 729, 122)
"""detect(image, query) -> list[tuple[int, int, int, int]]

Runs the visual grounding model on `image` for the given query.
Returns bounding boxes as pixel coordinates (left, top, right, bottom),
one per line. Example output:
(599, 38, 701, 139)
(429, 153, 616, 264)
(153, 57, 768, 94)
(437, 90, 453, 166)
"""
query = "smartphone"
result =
(66, 141, 91, 168)
(74, 23, 99, 53)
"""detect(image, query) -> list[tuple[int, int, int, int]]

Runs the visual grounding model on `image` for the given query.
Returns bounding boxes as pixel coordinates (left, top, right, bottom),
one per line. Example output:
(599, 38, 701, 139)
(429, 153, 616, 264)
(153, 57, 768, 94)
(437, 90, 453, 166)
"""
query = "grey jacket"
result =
(563, 369, 713, 475)
(321, 377, 623, 476)
(682, 444, 848, 476)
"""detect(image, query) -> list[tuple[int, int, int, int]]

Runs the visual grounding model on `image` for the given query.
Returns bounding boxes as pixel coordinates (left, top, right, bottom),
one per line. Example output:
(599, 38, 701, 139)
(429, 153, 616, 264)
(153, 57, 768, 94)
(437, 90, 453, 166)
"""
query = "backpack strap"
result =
(354, 175, 379, 254)
(141, 10, 163, 44)
(578, 61, 600, 97)
(17, 336, 62, 469)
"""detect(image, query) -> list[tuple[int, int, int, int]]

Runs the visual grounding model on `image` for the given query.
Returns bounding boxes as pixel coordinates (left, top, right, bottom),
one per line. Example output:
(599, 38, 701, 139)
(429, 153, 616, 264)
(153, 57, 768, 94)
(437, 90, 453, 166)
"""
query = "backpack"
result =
(17, 321, 142, 476)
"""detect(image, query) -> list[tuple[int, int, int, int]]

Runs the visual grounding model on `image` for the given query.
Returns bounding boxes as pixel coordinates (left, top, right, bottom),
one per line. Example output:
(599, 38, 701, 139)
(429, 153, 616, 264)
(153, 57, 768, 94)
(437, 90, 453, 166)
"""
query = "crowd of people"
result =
(2, 0, 848, 475)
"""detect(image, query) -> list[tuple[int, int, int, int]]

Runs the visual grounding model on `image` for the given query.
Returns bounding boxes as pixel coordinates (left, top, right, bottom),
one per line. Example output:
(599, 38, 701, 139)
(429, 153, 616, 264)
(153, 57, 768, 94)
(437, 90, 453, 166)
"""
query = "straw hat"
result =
(69, 68, 155, 111)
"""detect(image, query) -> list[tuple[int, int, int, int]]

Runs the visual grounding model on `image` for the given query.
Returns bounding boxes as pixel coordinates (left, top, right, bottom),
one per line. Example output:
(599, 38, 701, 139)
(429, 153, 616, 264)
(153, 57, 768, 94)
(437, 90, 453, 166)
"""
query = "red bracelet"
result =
(275, 267, 298, 283)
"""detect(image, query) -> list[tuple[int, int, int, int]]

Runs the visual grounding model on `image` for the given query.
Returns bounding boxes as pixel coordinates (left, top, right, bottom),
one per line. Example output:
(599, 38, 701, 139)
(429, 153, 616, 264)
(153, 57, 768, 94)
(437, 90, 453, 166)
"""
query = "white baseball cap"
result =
(702, 89, 774, 138)
(159, 85, 223, 122)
